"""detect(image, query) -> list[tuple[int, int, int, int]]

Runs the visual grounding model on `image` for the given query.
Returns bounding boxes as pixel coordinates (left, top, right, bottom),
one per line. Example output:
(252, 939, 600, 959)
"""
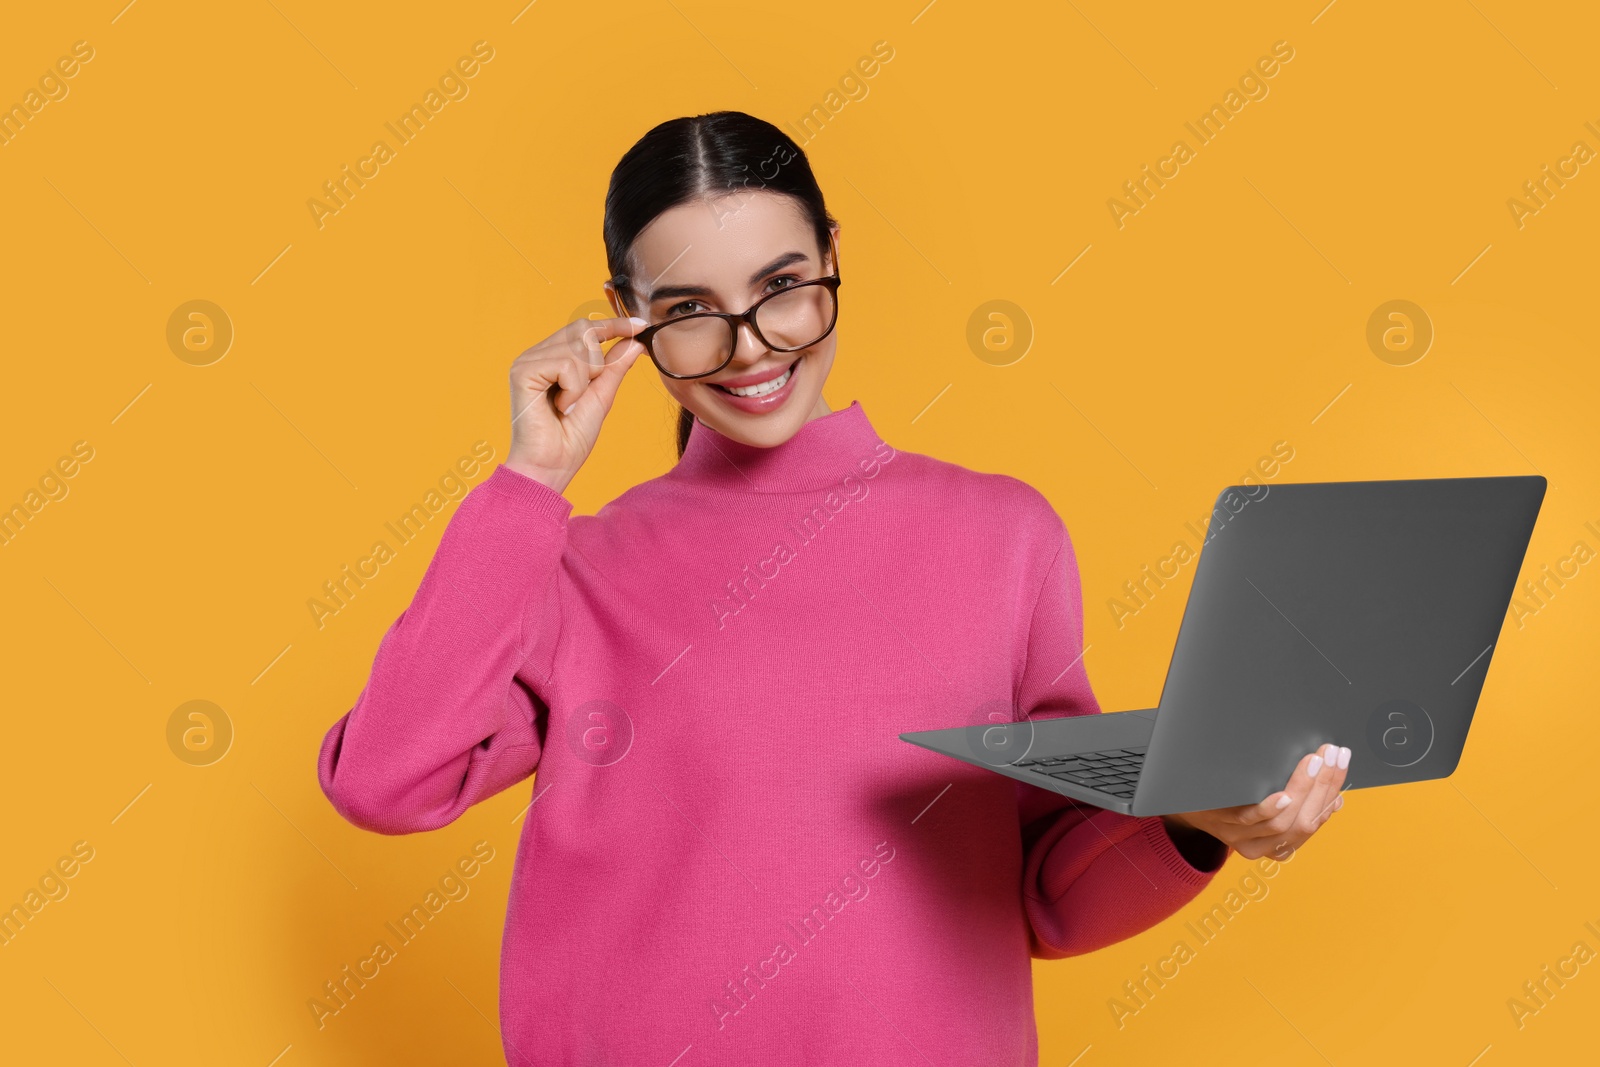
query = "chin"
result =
(704, 396, 815, 448)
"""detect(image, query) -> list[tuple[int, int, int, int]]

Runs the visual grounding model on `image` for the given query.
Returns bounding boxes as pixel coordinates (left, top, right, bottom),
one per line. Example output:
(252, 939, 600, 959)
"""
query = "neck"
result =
(668, 399, 888, 493)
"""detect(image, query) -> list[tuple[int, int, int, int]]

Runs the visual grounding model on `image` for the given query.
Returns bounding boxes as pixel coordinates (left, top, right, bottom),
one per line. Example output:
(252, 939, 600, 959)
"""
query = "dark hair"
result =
(603, 111, 837, 458)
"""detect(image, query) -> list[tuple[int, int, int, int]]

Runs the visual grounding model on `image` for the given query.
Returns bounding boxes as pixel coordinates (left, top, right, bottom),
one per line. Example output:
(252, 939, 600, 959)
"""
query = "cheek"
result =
(661, 373, 697, 407)
(801, 339, 836, 376)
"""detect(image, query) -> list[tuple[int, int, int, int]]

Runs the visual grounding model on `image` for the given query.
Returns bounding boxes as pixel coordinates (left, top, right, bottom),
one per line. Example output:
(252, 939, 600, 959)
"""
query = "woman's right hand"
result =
(504, 315, 650, 494)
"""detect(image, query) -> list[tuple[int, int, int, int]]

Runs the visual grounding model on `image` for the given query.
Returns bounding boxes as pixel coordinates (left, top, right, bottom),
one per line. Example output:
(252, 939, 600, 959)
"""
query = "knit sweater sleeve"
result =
(317, 464, 572, 835)
(1015, 511, 1228, 960)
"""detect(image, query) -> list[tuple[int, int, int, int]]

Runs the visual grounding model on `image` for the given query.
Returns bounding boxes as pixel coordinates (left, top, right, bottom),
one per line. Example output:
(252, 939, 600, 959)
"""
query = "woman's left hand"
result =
(1162, 743, 1351, 861)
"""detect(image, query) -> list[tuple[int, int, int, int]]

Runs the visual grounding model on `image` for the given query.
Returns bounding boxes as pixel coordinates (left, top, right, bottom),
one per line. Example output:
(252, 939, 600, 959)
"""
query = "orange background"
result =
(2, 1, 1596, 1063)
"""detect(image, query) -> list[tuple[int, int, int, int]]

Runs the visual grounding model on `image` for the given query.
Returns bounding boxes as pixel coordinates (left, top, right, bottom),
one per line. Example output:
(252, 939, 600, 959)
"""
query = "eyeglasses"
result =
(614, 231, 841, 380)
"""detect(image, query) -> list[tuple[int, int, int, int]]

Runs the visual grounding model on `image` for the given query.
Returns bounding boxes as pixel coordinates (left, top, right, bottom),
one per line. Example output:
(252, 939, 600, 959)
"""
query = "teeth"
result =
(723, 365, 792, 398)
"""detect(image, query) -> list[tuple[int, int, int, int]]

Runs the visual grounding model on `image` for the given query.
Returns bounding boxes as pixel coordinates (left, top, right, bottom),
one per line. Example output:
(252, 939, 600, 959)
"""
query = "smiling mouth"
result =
(710, 359, 799, 397)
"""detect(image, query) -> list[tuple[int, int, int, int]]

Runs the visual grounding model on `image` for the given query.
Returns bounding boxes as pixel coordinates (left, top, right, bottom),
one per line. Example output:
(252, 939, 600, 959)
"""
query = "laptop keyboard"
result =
(1009, 747, 1146, 798)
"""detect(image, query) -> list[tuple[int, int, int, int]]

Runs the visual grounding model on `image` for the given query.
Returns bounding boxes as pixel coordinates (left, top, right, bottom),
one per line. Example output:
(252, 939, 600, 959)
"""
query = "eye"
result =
(664, 299, 705, 318)
(765, 273, 804, 292)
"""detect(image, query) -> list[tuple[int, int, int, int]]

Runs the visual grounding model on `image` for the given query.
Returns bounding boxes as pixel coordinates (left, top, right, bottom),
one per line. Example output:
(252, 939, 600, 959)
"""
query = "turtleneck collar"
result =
(666, 400, 890, 494)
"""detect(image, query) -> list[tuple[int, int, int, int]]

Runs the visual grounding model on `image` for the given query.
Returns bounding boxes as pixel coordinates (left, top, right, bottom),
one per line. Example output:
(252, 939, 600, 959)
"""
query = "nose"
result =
(724, 317, 770, 367)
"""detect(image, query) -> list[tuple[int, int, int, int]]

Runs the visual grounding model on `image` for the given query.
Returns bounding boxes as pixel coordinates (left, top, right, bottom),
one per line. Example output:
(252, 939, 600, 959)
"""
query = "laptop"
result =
(899, 475, 1547, 817)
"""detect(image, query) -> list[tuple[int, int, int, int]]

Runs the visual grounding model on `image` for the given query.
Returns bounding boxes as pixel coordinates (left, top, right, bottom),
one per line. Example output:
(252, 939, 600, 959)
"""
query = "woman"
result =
(317, 110, 1350, 1065)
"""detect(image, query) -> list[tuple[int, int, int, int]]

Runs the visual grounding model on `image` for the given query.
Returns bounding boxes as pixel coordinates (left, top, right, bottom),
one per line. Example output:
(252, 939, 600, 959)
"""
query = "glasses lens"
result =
(651, 316, 732, 378)
(641, 282, 838, 378)
(755, 283, 835, 351)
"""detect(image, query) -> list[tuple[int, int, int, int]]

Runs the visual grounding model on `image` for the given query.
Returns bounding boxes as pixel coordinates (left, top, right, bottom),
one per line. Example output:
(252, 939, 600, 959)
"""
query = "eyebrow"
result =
(646, 250, 810, 304)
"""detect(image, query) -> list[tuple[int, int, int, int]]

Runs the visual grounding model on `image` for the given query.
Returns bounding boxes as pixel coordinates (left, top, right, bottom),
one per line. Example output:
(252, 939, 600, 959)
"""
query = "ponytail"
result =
(675, 405, 695, 458)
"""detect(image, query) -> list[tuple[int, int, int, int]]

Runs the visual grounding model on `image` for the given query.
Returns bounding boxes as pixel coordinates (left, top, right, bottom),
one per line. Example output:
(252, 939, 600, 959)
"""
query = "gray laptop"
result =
(899, 475, 1547, 817)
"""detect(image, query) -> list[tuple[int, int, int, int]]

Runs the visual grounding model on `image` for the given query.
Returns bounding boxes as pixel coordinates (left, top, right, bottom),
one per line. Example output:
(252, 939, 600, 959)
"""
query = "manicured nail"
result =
(1307, 754, 1324, 777)
(629, 316, 648, 326)
(1337, 746, 1351, 769)
(1334, 794, 1344, 810)
(1275, 794, 1293, 810)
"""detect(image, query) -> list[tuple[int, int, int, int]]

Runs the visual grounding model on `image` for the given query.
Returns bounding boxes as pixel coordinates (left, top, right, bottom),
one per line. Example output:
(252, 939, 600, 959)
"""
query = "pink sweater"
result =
(317, 400, 1227, 1065)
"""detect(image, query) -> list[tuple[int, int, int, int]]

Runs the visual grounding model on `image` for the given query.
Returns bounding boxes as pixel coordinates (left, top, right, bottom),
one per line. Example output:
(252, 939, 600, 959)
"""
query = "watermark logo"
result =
(567, 298, 629, 364)
(563, 698, 634, 767)
(569, 298, 615, 326)
(1365, 299, 1432, 366)
(961, 697, 1036, 767)
(166, 699, 233, 767)
(1364, 698, 1433, 768)
(166, 300, 233, 366)
(966, 300, 1033, 366)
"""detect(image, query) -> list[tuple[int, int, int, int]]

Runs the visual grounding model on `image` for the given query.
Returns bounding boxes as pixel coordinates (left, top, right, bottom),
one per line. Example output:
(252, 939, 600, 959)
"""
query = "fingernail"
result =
(1334, 794, 1344, 810)
(1324, 743, 1339, 762)
(1307, 754, 1323, 777)
(1337, 746, 1350, 769)
(1275, 794, 1293, 810)
(629, 316, 648, 326)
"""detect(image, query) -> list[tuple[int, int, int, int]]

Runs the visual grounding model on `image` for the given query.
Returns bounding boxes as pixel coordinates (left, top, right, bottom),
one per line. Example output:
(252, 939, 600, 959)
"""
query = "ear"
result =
(826, 225, 841, 273)
(602, 281, 627, 318)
